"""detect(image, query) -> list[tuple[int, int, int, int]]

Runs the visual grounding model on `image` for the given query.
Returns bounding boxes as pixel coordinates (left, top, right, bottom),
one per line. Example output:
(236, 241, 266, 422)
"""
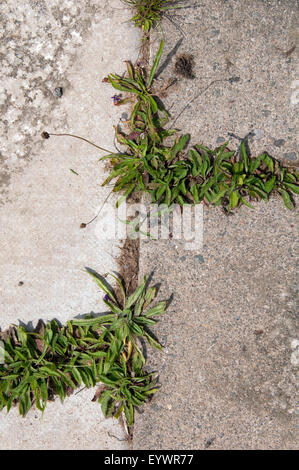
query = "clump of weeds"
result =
(42, 41, 298, 213)
(0, 270, 167, 428)
(122, 0, 185, 35)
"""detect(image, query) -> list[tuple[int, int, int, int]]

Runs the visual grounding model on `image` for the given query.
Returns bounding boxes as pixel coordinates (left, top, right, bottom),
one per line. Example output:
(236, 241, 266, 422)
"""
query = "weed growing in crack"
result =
(122, 0, 184, 34)
(42, 40, 298, 212)
(0, 270, 167, 427)
(101, 42, 299, 212)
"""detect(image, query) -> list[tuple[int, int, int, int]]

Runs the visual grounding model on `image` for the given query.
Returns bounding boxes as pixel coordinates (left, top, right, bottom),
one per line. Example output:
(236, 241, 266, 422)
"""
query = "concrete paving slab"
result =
(1, 388, 127, 450)
(0, 0, 140, 449)
(135, 201, 298, 450)
(134, 0, 298, 450)
(150, 0, 298, 162)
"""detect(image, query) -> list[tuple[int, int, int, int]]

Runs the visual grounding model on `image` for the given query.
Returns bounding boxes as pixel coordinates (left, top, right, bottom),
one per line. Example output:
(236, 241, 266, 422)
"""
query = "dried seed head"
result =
(41, 131, 50, 139)
(174, 54, 195, 79)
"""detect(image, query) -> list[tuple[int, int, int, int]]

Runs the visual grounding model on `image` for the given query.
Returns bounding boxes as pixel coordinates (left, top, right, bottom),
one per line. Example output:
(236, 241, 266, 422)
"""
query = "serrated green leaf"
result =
(279, 189, 295, 210)
(283, 182, 299, 194)
(85, 269, 118, 303)
(147, 40, 164, 88)
(144, 301, 166, 317)
(125, 276, 146, 309)
(230, 190, 240, 209)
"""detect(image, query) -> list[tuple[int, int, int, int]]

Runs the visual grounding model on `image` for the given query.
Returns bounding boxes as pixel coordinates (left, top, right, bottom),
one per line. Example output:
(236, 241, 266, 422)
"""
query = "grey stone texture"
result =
(150, 0, 298, 162)
(135, 201, 298, 450)
(0, 0, 140, 450)
(133, 0, 298, 450)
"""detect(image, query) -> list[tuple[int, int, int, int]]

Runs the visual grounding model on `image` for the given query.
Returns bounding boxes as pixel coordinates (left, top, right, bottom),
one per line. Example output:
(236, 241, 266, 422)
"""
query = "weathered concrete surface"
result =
(135, 202, 298, 450)
(151, 0, 299, 161)
(0, 0, 140, 449)
(134, 0, 298, 450)
(1, 389, 127, 450)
